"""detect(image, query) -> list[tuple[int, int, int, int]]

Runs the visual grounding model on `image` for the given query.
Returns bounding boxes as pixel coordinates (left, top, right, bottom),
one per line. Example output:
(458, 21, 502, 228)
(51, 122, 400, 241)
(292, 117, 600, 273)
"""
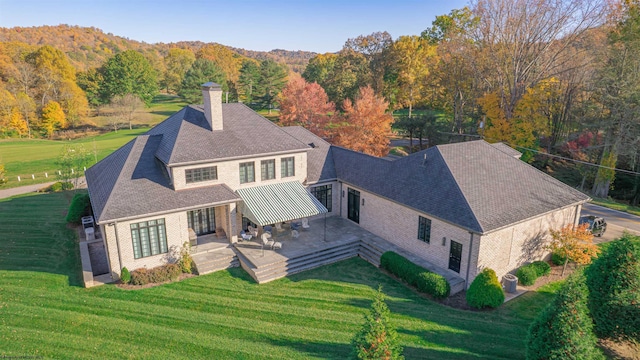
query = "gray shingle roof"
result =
(490, 142, 522, 158)
(333, 140, 589, 234)
(147, 103, 310, 165)
(85, 134, 240, 224)
(280, 126, 336, 184)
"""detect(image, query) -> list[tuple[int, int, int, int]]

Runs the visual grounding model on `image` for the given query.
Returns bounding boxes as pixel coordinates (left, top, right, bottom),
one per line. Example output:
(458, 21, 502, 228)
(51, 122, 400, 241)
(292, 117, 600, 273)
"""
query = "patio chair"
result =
(301, 218, 310, 229)
(240, 230, 252, 241)
(263, 225, 273, 235)
(247, 226, 258, 238)
(291, 229, 299, 239)
(272, 241, 283, 250)
(275, 223, 283, 231)
(261, 232, 275, 249)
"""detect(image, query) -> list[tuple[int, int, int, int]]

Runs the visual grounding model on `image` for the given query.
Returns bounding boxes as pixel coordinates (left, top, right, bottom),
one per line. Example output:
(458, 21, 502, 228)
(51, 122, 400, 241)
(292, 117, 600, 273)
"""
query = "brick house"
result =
(85, 82, 589, 290)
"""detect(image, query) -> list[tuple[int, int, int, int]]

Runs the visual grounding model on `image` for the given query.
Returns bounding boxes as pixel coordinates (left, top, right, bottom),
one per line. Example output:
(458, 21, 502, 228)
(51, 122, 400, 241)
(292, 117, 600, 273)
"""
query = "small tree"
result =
(547, 224, 599, 276)
(526, 270, 604, 360)
(110, 93, 144, 130)
(352, 286, 403, 360)
(55, 144, 92, 194)
(585, 234, 640, 341)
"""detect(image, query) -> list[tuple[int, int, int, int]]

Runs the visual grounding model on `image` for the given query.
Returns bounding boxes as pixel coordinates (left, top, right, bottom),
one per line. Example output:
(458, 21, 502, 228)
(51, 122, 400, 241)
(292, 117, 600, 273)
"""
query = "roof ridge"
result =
(282, 125, 332, 146)
(433, 145, 485, 233)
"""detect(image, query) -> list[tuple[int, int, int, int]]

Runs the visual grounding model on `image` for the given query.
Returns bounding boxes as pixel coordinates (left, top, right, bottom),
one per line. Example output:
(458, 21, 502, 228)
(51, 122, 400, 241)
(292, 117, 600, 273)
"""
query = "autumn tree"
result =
(196, 44, 243, 84)
(110, 94, 144, 130)
(343, 31, 393, 96)
(302, 53, 337, 89)
(471, 0, 606, 121)
(0, 162, 6, 185)
(278, 75, 335, 136)
(99, 50, 158, 105)
(257, 59, 288, 113)
(40, 100, 66, 138)
(351, 287, 403, 360)
(323, 50, 371, 107)
(162, 48, 195, 94)
(178, 58, 226, 104)
(76, 68, 103, 107)
(237, 59, 261, 104)
(331, 86, 393, 157)
(548, 223, 600, 276)
(15, 92, 36, 138)
(392, 36, 435, 118)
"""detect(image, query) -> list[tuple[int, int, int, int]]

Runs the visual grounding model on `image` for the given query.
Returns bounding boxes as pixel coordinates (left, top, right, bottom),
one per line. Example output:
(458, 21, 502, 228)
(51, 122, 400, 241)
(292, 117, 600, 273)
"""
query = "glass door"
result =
(187, 207, 216, 235)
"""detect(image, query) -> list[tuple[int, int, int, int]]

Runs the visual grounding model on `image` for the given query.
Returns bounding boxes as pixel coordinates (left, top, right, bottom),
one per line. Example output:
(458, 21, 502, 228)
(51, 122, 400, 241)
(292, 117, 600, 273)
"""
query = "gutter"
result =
(465, 232, 474, 287)
(168, 148, 310, 168)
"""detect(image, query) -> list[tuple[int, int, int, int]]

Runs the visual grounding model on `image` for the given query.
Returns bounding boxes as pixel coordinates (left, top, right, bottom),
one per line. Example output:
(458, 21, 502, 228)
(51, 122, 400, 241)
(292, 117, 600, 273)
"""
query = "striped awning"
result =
(236, 181, 328, 226)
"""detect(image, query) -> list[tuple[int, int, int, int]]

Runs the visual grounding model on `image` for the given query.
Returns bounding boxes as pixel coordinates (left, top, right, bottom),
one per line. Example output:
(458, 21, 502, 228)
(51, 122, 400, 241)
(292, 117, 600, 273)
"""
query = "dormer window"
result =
(186, 166, 217, 184)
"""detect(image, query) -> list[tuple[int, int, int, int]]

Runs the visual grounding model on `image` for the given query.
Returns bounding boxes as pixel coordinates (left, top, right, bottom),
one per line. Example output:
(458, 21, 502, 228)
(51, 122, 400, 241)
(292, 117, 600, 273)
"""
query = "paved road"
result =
(581, 203, 640, 243)
(0, 177, 86, 200)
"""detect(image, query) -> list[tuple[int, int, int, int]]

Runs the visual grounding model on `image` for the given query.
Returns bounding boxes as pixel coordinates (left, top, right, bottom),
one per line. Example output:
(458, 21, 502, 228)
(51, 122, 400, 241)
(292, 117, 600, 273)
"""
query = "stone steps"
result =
(192, 247, 239, 275)
(242, 240, 361, 284)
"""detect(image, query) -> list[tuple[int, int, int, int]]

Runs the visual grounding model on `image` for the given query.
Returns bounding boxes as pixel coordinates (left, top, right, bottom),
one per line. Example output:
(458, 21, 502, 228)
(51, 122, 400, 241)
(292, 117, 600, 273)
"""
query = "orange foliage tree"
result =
(331, 86, 393, 157)
(278, 75, 335, 137)
(547, 223, 600, 276)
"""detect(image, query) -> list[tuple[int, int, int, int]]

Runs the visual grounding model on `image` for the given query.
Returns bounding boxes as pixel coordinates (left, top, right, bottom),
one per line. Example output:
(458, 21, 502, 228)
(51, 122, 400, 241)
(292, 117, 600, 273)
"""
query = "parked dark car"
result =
(579, 215, 607, 237)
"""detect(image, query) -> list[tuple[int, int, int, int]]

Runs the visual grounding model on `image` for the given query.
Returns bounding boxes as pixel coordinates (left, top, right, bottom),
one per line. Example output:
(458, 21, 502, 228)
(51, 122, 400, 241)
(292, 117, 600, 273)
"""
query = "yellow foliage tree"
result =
(196, 44, 243, 83)
(548, 223, 600, 276)
(41, 100, 66, 138)
(9, 108, 28, 137)
(479, 91, 536, 149)
(393, 35, 436, 117)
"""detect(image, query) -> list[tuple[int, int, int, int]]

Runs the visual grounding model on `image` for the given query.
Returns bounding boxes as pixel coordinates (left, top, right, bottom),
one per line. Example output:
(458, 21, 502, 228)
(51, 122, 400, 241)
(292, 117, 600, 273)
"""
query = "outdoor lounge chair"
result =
(247, 226, 258, 238)
(261, 233, 275, 249)
(301, 218, 310, 229)
(240, 231, 252, 241)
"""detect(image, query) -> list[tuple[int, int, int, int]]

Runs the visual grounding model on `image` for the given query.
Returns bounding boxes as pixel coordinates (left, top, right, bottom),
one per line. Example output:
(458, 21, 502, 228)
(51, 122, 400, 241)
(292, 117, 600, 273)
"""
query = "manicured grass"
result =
(0, 128, 148, 189)
(590, 197, 640, 217)
(0, 192, 551, 359)
(256, 108, 280, 122)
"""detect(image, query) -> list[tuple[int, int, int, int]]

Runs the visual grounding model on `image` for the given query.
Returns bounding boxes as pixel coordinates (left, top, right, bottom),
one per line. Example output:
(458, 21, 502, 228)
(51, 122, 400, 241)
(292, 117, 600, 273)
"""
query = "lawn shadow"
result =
(150, 110, 177, 117)
(264, 337, 352, 359)
(0, 192, 84, 287)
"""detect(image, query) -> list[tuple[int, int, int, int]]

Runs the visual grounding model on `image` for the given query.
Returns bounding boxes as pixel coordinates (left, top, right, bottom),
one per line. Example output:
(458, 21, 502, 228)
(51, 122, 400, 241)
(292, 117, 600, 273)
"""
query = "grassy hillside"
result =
(0, 191, 558, 359)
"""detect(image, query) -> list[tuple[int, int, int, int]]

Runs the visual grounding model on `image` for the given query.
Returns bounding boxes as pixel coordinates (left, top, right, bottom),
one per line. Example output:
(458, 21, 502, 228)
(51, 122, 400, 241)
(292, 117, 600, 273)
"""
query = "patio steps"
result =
(358, 240, 386, 266)
(240, 239, 361, 284)
(192, 247, 239, 275)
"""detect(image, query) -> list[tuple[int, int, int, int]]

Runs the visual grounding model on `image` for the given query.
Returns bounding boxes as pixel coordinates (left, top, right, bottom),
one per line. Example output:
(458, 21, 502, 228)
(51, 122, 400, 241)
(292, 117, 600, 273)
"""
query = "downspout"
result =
(465, 232, 475, 287)
(113, 222, 123, 276)
(339, 182, 343, 218)
(101, 224, 113, 275)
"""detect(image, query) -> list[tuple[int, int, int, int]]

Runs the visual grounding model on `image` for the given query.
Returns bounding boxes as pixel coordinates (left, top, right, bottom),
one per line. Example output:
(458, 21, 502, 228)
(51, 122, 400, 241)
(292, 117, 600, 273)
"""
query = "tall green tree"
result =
(77, 68, 103, 107)
(98, 50, 158, 106)
(352, 286, 403, 360)
(162, 48, 195, 94)
(237, 60, 261, 104)
(302, 53, 337, 88)
(257, 59, 288, 113)
(324, 50, 371, 107)
(177, 58, 226, 104)
(526, 271, 603, 360)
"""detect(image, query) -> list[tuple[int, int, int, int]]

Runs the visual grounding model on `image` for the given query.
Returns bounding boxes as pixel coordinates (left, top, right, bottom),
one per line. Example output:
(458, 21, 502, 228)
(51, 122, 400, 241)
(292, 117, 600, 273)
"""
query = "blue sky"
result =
(0, 0, 469, 53)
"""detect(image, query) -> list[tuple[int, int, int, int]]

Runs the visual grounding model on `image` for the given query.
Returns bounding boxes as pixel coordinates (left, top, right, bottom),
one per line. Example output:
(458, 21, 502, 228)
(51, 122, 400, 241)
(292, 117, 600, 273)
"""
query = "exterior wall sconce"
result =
(342, 190, 345, 198)
(442, 237, 447, 246)
(362, 198, 365, 206)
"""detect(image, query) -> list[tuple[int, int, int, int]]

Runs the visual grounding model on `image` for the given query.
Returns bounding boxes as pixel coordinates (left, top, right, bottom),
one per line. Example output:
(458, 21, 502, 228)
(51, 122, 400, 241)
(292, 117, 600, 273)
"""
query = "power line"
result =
(439, 132, 640, 176)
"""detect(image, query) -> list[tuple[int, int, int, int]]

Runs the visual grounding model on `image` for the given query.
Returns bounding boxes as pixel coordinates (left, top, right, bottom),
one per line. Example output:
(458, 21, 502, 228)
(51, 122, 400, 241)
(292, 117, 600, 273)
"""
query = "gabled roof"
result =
(85, 134, 240, 224)
(490, 142, 522, 158)
(147, 103, 310, 165)
(280, 126, 336, 184)
(333, 140, 589, 234)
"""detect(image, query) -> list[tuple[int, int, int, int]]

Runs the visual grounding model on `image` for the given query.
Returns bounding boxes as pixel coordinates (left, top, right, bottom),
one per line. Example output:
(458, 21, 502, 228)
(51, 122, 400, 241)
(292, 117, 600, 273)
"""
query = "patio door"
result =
(448, 240, 462, 273)
(347, 188, 360, 224)
(187, 207, 216, 236)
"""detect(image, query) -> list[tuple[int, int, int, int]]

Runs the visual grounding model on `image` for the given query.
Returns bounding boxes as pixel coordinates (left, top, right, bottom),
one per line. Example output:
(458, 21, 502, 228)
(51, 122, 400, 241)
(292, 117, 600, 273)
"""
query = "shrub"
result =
(352, 286, 404, 360)
(120, 267, 131, 284)
(516, 265, 537, 286)
(551, 251, 566, 266)
(585, 235, 640, 341)
(47, 181, 73, 192)
(130, 268, 151, 285)
(65, 192, 90, 223)
(129, 264, 182, 286)
(380, 251, 450, 299)
(416, 272, 450, 300)
(466, 268, 505, 309)
(526, 271, 604, 360)
(531, 261, 551, 277)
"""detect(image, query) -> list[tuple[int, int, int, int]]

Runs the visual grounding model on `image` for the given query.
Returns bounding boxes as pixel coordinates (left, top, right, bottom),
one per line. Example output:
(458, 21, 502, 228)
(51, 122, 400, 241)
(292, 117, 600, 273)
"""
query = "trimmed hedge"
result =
(120, 267, 131, 284)
(585, 235, 640, 341)
(130, 263, 181, 286)
(48, 181, 73, 192)
(380, 251, 450, 299)
(65, 193, 90, 224)
(526, 270, 603, 360)
(466, 268, 505, 309)
(516, 265, 537, 286)
(531, 261, 551, 277)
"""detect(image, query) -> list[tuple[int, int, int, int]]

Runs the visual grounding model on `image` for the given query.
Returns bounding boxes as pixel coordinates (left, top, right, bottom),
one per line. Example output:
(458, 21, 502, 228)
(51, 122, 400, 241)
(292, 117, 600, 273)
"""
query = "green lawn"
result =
(590, 197, 640, 217)
(0, 128, 148, 189)
(0, 192, 556, 359)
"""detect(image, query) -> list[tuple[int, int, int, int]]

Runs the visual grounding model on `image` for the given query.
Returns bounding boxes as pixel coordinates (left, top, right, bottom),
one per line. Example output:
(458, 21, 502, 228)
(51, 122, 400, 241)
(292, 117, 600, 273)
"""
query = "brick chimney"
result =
(201, 82, 223, 131)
